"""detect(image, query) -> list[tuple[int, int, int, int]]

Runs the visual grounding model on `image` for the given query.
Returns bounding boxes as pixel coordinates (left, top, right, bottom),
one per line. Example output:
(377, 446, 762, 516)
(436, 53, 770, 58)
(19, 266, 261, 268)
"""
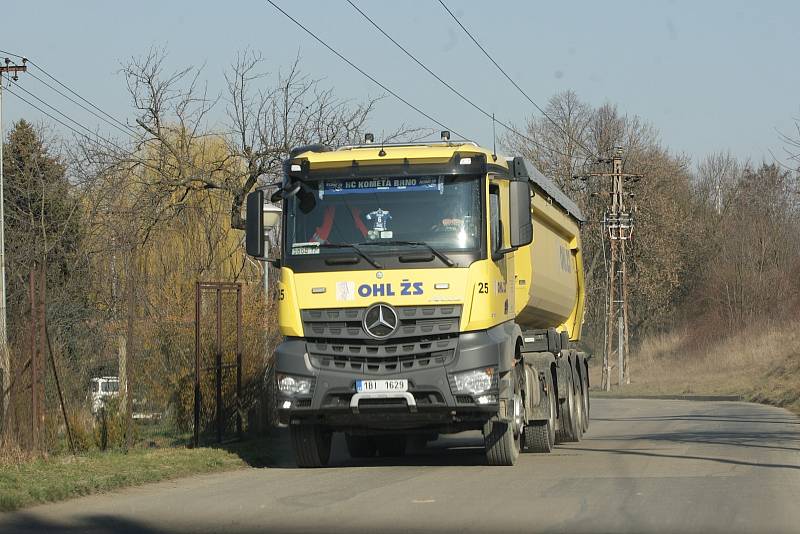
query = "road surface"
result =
(2, 398, 799, 533)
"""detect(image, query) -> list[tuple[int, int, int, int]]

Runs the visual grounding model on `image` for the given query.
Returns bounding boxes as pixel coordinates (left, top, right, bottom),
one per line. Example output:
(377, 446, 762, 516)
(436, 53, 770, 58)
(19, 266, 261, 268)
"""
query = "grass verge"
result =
(0, 444, 249, 512)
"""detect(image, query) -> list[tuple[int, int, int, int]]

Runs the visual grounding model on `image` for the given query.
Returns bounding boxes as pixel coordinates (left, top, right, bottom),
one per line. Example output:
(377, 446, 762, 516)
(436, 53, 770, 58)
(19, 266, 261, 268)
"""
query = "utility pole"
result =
(577, 147, 639, 390)
(0, 57, 28, 425)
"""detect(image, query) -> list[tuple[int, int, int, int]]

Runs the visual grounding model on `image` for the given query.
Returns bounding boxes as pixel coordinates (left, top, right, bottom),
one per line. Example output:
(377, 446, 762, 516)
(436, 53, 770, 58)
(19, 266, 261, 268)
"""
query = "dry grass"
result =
(590, 322, 800, 414)
(0, 444, 248, 512)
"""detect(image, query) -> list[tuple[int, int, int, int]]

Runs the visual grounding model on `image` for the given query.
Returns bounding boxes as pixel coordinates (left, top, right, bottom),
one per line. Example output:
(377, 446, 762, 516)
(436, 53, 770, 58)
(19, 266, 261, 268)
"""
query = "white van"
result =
(89, 376, 120, 414)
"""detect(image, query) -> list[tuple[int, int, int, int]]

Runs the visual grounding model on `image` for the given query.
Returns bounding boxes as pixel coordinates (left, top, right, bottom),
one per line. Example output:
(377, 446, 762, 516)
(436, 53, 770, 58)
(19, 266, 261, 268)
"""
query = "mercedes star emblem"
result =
(363, 303, 398, 339)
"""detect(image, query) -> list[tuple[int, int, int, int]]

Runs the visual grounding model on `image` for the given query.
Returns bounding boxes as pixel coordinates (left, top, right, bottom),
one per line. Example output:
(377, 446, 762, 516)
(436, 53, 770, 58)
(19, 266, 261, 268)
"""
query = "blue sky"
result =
(2, 0, 799, 165)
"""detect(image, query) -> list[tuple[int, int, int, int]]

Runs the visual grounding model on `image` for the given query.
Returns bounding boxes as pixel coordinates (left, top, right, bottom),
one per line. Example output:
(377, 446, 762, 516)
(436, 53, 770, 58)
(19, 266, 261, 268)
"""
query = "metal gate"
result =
(194, 282, 242, 446)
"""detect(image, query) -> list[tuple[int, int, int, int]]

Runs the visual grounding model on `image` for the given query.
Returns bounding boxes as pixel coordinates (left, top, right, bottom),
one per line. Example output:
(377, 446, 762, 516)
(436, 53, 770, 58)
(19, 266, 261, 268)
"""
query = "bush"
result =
(92, 397, 131, 450)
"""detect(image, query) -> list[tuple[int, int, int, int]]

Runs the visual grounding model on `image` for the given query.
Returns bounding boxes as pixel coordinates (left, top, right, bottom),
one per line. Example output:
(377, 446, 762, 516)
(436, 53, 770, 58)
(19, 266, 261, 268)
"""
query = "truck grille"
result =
(302, 305, 461, 375)
(302, 305, 461, 340)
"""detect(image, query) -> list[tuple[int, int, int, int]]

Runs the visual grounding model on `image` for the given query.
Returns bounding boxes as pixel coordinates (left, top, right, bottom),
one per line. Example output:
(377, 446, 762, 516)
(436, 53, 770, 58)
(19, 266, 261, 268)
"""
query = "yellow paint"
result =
(278, 143, 586, 341)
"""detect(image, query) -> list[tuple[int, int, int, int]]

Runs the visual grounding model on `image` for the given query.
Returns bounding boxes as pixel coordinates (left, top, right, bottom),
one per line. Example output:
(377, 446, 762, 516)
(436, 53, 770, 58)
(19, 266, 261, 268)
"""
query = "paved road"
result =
(3, 398, 799, 533)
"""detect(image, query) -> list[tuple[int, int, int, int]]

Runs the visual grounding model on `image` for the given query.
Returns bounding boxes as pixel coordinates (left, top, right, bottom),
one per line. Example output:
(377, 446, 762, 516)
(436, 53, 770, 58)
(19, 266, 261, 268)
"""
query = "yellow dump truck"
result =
(245, 135, 589, 466)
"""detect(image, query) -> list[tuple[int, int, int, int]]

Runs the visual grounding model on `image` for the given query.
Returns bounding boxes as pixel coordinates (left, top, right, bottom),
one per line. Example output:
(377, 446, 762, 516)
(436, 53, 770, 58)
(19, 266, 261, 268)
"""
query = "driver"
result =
(310, 205, 369, 243)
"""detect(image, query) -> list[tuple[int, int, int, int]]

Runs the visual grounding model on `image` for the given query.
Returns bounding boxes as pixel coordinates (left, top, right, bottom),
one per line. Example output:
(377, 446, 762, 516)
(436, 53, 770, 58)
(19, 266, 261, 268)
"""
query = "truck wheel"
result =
(375, 435, 406, 457)
(524, 368, 556, 453)
(581, 369, 590, 433)
(290, 423, 331, 468)
(554, 369, 567, 445)
(484, 419, 519, 466)
(345, 434, 377, 458)
(564, 372, 582, 442)
(574, 386, 585, 441)
(484, 367, 523, 466)
(523, 422, 552, 453)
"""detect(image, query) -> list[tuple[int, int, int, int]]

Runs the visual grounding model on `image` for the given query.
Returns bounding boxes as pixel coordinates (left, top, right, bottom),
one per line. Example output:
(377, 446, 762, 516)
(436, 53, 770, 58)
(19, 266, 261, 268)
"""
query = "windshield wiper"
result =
(357, 240, 456, 267)
(318, 242, 384, 269)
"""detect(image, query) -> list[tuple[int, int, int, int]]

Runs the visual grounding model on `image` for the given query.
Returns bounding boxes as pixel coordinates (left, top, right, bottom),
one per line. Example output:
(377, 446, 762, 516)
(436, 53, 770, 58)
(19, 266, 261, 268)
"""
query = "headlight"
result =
(452, 367, 495, 395)
(277, 374, 313, 396)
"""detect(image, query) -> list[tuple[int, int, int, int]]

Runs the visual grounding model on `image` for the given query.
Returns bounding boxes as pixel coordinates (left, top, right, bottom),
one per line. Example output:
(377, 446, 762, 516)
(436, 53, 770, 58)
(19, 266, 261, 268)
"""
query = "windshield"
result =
(285, 175, 482, 257)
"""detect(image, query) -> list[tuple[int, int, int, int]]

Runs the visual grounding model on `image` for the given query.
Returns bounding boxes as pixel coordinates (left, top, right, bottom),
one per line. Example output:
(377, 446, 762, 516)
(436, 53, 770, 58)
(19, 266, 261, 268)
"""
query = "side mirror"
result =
(509, 180, 533, 248)
(246, 190, 265, 257)
(270, 181, 301, 203)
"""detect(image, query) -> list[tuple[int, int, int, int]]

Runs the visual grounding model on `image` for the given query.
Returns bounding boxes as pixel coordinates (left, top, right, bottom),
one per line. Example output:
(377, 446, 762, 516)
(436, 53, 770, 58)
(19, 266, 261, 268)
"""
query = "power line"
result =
(27, 71, 137, 138)
(25, 59, 135, 136)
(1, 48, 137, 138)
(0, 49, 25, 60)
(436, 0, 599, 161)
(346, 0, 564, 157)
(10, 82, 126, 150)
(5, 85, 127, 154)
(265, 0, 469, 141)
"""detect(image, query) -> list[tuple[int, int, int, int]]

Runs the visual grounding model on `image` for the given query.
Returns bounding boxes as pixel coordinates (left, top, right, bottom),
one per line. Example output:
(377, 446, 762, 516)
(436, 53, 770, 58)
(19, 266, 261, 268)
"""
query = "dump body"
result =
(514, 161, 585, 341)
(249, 140, 590, 466)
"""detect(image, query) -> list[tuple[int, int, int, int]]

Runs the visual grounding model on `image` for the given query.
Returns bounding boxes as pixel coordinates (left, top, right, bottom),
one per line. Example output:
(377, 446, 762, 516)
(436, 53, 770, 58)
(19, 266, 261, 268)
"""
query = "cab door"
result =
(488, 178, 515, 322)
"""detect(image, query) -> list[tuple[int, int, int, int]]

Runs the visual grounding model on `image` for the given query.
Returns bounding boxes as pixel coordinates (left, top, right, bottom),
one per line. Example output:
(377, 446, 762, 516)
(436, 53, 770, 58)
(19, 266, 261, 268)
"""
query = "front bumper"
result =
(275, 322, 517, 431)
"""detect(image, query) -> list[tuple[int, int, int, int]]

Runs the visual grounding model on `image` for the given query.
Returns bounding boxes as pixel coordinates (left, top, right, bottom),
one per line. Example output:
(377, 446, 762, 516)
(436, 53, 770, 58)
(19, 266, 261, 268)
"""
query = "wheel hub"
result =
(513, 393, 524, 435)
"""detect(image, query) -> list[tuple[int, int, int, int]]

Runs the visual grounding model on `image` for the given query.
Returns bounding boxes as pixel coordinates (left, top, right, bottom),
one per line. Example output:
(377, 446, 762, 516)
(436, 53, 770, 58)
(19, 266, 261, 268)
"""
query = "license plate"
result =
(355, 379, 408, 393)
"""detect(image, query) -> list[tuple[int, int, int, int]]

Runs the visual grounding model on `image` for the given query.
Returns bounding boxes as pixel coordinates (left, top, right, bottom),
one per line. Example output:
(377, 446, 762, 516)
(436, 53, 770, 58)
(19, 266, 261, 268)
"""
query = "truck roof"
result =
(293, 141, 506, 167)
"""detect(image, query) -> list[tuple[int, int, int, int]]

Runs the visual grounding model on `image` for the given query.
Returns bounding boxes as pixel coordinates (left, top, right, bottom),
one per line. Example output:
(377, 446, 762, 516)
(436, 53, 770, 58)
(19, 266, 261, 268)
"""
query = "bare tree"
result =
(696, 151, 741, 214)
(118, 48, 424, 233)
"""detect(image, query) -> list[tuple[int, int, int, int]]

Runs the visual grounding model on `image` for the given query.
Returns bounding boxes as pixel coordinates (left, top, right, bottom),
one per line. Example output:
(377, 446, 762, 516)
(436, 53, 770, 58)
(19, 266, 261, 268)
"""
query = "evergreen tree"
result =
(2, 120, 86, 350)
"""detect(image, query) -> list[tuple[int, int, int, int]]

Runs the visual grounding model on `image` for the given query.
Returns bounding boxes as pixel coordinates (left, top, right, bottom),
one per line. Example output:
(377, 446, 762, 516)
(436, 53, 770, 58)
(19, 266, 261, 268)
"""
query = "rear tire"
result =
(574, 386, 585, 441)
(290, 423, 331, 468)
(524, 422, 552, 453)
(581, 366, 590, 433)
(563, 372, 582, 443)
(345, 434, 376, 458)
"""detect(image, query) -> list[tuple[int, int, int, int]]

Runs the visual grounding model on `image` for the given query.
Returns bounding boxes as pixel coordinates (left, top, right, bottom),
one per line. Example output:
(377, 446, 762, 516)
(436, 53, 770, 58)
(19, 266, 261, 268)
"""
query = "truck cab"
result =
(246, 137, 589, 466)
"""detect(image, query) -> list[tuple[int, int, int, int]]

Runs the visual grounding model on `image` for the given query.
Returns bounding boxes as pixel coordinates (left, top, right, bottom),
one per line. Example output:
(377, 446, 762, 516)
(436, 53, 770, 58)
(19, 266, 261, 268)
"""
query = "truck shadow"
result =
(228, 430, 490, 468)
(0, 513, 165, 534)
(209, 429, 491, 468)
(329, 433, 489, 468)
(569, 445, 800, 471)
(590, 428, 800, 453)
(594, 413, 800, 426)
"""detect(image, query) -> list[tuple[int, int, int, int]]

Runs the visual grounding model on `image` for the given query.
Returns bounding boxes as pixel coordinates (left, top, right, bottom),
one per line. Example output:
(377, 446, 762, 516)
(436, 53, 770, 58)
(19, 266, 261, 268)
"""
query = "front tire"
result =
(484, 419, 519, 466)
(484, 366, 523, 466)
(290, 423, 331, 467)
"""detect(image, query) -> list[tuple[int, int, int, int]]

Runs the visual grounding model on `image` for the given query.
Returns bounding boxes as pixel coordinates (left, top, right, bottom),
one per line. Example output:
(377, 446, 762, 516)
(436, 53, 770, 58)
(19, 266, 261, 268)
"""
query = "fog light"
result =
(476, 394, 497, 405)
(282, 400, 292, 409)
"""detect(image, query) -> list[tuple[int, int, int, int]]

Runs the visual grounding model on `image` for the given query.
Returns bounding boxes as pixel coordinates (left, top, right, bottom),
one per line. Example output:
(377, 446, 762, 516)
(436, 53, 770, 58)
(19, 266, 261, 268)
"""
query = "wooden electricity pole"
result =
(578, 148, 639, 390)
(0, 57, 28, 427)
